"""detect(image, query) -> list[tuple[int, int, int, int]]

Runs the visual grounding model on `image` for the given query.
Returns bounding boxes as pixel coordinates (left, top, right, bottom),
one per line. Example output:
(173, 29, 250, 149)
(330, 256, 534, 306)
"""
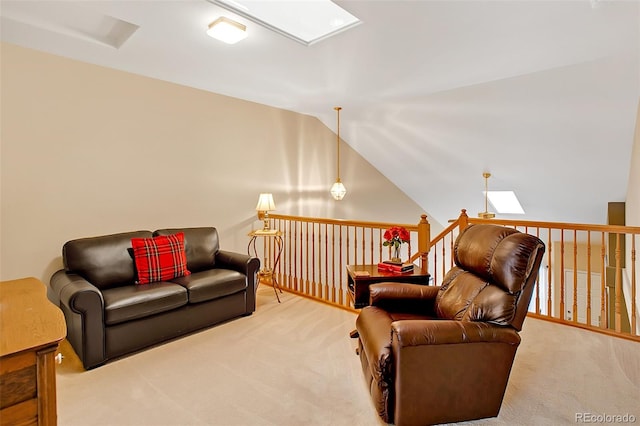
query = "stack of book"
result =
(377, 262, 414, 273)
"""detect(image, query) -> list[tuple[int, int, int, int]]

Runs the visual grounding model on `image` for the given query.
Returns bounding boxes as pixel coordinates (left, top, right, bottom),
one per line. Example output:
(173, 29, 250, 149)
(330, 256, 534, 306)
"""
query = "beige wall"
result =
(625, 101, 640, 332)
(628, 102, 640, 228)
(0, 43, 433, 282)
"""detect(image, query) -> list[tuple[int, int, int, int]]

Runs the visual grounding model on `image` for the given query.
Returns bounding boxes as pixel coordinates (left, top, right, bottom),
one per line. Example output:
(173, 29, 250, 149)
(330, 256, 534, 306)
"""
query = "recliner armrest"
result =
(392, 319, 520, 347)
(369, 283, 440, 314)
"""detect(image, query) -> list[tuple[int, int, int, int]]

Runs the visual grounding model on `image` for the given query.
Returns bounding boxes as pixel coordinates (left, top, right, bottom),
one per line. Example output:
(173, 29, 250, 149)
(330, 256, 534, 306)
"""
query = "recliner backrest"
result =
(435, 224, 545, 331)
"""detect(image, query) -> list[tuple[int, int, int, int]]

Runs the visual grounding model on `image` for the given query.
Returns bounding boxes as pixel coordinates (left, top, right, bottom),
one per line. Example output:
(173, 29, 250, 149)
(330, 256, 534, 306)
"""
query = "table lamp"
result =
(255, 193, 275, 230)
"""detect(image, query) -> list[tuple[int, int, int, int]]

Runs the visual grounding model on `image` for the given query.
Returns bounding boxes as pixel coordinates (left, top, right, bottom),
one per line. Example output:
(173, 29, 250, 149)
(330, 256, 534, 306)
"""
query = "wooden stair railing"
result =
(261, 210, 639, 342)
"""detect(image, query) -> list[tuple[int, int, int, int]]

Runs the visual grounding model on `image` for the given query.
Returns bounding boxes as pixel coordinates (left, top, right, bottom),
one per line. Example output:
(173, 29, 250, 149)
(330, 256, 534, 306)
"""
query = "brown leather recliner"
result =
(355, 224, 545, 426)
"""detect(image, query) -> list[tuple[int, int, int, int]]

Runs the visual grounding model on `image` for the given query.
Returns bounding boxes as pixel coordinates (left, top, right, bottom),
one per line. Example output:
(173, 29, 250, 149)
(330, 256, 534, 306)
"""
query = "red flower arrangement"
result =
(383, 226, 410, 249)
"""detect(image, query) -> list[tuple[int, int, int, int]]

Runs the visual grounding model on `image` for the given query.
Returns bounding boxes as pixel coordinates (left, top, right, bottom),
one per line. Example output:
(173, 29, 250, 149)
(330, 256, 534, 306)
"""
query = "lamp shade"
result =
(256, 193, 275, 212)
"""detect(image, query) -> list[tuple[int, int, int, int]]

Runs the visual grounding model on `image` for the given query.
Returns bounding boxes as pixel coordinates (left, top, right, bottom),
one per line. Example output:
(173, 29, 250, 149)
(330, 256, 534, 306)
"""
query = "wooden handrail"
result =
(270, 214, 419, 231)
(430, 219, 461, 247)
(467, 216, 640, 234)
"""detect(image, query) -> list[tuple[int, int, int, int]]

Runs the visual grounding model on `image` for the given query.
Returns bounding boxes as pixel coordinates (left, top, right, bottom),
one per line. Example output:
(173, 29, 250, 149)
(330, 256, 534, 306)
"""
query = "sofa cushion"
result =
(169, 268, 246, 303)
(153, 228, 219, 272)
(63, 231, 153, 290)
(131, 233, 190, 284)
(102, 282, 188, 325)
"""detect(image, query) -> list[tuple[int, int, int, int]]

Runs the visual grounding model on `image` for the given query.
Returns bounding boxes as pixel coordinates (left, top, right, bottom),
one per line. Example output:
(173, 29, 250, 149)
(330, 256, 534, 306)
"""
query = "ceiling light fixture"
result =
(478, 172, 496, 219)
(330, 106, 347, 201)
(206, 16, 247, 44)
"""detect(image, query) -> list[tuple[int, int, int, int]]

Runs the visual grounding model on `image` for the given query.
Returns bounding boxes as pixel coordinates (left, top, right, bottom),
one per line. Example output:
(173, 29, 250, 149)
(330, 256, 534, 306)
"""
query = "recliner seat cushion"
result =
(102, 282, 188, 325)
(170, 268, 246, 303)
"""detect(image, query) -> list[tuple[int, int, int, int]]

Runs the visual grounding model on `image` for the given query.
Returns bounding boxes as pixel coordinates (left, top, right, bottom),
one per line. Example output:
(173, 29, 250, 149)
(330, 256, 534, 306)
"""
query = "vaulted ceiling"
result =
(1, 0, 638, 227)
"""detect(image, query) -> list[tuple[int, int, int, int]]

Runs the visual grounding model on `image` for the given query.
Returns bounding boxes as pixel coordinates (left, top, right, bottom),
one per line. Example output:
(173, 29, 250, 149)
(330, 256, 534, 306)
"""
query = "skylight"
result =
(486, 191, 525, 214)
(208, 0, 361, 45)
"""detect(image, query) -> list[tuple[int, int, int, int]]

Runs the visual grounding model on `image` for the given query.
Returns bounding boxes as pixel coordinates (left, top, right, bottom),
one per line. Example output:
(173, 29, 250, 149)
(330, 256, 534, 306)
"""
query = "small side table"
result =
(248, 229, 284, 303)
(346, 264, 431, 309)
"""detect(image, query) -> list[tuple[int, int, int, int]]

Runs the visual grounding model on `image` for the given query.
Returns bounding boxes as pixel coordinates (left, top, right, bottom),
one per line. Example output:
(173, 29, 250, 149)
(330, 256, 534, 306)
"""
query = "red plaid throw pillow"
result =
(131, 232, 190, 284)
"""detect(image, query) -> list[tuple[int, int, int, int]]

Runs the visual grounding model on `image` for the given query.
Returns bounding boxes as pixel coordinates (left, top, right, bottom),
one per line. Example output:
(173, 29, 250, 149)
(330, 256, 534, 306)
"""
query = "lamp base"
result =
(258, 268, 272, 277)
(478, 212, 496, 219)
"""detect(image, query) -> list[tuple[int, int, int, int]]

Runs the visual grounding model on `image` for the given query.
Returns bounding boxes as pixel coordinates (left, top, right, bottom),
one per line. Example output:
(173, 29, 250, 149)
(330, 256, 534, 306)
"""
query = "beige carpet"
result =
(56, 287, 639, 426)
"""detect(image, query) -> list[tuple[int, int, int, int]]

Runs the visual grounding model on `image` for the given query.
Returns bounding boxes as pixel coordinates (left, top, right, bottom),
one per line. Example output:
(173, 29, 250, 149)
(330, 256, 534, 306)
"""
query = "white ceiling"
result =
(1, 0, 638, 227)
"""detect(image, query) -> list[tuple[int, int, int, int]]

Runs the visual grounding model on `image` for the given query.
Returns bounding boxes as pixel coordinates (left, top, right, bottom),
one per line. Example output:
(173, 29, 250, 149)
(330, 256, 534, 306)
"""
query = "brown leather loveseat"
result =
(48, 227, 259, 369)
(355, 224, 545, 425)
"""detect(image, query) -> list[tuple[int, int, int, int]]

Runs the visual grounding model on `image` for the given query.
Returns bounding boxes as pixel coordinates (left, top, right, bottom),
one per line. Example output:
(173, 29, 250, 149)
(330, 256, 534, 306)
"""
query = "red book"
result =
(377, 262, 414, 273)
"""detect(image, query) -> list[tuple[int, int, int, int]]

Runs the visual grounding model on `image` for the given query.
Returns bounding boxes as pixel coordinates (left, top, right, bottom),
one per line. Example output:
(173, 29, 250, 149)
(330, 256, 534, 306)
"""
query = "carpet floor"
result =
(55, 286, 639, 426)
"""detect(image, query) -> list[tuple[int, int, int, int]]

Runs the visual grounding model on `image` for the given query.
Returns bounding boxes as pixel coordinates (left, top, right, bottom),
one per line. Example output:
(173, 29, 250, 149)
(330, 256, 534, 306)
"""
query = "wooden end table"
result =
(248, 229, 284, 303)
(0, 277, 66, 425)
(346, 264, 431, 309)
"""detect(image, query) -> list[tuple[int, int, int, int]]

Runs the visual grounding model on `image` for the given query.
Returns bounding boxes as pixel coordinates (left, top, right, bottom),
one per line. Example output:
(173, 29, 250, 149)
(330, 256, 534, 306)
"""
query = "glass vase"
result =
(390, 245, 402, 264)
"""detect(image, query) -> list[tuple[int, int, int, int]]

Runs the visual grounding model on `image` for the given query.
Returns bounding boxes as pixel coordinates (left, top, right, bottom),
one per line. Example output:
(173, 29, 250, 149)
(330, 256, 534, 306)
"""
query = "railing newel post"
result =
(458, 209, 469, 231)
(418, 214, 431, 273)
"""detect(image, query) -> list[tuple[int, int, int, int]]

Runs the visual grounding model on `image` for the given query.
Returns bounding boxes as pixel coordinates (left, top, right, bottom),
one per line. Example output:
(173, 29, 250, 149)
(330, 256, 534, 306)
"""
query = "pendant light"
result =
(478, 172, 496, 219)
(330, 106, 347, 200)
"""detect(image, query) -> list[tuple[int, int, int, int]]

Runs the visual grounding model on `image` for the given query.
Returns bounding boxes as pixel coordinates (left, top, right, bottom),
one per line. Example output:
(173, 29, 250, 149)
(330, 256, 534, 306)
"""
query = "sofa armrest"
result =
(369, 283, 440, 314)
(215, 250, 260, 312)
(391, 320, 520, 347)
(215, 250, 258, 275)
(50, 270, 106, 369)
